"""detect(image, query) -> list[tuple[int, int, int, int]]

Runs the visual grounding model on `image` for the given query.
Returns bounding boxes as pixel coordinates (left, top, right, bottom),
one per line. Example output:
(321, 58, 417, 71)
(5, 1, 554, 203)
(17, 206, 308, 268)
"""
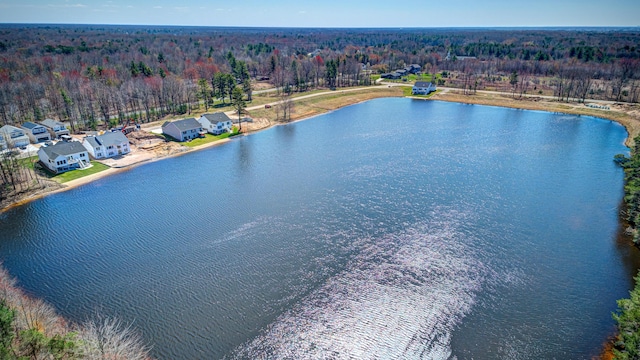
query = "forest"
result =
(0, 25, 639, 131)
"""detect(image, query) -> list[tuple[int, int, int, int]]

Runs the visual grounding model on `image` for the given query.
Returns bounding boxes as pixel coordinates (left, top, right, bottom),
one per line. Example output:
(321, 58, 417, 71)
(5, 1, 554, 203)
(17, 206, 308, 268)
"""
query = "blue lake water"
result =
(1, 98, 638, 359)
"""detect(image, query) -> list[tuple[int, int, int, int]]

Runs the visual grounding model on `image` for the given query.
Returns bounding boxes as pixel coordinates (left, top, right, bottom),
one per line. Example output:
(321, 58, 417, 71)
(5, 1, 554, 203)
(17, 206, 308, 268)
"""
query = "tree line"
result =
(0, 25, 639, 131)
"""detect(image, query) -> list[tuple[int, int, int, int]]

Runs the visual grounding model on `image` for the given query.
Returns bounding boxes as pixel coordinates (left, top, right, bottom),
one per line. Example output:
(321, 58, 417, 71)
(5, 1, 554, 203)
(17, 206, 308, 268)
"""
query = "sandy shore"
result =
(2, 86, 638, 213)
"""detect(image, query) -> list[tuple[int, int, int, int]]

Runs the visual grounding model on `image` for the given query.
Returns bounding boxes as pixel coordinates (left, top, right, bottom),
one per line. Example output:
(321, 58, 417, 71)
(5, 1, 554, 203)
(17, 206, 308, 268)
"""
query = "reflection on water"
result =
(0, 99, 636, 359)
(231, 211, 492, 359)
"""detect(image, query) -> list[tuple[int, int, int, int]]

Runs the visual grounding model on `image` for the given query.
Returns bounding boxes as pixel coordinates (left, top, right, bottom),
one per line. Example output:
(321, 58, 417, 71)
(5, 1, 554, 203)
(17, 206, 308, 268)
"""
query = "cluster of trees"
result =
(0, 149, 41, 202)
(616, 137, 640, 244)
(0, 25, 639, 131)
(613, 273, 640, 359)
(613, 137, 640, 358)
(0, 266, 151, 359)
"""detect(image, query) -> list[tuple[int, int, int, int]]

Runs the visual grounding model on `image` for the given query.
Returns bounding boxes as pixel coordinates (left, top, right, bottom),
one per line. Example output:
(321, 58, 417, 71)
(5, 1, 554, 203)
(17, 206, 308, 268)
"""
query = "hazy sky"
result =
(0, 0, 638, 27)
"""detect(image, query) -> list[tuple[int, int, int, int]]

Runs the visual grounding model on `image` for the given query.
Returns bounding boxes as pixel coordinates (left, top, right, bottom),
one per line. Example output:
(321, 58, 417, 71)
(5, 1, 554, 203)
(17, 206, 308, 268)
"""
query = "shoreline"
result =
(2, 87, 638, 213)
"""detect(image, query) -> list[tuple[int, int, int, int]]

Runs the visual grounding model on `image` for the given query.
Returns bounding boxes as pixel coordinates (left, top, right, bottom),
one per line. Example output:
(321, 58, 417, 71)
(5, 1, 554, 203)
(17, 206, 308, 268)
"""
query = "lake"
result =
(1, 98, 638, 359)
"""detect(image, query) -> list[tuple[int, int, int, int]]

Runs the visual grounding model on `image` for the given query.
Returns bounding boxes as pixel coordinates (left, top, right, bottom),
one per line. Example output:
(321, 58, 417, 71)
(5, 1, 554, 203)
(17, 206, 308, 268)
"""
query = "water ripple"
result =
(230, 210, 487, 359)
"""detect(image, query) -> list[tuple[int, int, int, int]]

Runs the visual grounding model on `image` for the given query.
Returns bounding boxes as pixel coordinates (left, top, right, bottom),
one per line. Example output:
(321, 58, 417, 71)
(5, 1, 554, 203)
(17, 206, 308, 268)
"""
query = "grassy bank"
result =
(50, 161, 110, 183)
(248, 86, 404, 125)
(431, 90, 640, 146)
(181, 127, 239, 148)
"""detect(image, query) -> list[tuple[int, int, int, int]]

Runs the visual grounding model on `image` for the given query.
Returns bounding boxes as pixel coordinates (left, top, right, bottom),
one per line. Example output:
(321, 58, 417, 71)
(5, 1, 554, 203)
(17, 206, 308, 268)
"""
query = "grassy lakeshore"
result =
(430, 88, 640, 147)
(2, 84, 639, 213)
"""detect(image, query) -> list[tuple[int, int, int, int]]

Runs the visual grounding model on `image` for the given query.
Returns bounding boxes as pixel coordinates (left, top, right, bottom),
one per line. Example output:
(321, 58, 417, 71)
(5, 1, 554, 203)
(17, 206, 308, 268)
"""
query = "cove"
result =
(0, 98, 638, 359)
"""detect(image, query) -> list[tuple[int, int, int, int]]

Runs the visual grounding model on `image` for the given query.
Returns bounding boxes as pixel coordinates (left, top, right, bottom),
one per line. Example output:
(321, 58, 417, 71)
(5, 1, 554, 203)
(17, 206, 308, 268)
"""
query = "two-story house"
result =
(412, 81, 437, 95)
(20, 122, 51, 143)
(198, 112, 233, 135)
(83, 131, 131, 159)
(38, 141, 89, 174)
(40, 119, 70, 138)
(161, 118, 203, 142)
(0, 125, 30, 148)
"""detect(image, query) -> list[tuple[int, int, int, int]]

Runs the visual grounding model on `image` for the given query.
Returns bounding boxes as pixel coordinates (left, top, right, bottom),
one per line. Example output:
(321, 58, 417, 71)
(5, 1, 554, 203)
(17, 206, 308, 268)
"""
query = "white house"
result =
(0, 125, 30, 148)
(40, 119, 70, 138)
(82, 131, 131, 159)
(38, 141, 89, 174)
(161, 118, 203, 142)
(20, 121, 51, 143)
(412, 81, 437, 95)
(198, 112, 233, 135)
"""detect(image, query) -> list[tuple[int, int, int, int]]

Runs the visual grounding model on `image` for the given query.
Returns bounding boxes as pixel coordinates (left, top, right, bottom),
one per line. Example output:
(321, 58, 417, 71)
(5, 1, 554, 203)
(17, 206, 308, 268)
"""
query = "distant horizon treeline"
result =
(0, 25, 639, 130)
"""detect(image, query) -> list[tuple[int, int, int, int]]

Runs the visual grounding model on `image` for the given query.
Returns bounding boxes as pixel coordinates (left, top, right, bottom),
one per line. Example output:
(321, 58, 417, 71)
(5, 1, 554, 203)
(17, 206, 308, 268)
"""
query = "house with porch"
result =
(20, 122, 51, 143)
(38, 141, 89, 174)
(40, 119, 70, 138)
(0, 125, 30, 148)
(198, 112, 233, 135)
(82, 131, 130, 159)
(412, 81, 437, 95)
(162, 118, 203, 142)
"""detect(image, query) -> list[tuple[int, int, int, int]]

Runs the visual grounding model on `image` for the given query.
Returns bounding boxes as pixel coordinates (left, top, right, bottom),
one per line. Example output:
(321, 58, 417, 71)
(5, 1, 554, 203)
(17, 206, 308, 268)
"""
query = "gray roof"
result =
(99, 131, 128, 146)
(40, 119, 66, 129)
(414, 82, 433, 88)
(40, 141, 86, 158)
(21, 121, 42, 130)
(0, 125, 24, 134)
(202, 112, 232, 124)
(84, 136, 100, 148)
(163, 118, 201, 131)
(85, 131, 129, 148)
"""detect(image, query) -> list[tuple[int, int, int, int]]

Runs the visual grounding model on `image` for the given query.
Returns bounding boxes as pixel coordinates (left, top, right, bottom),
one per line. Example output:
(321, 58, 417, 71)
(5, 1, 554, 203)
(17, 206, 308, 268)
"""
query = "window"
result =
(80, 153, 85, 157)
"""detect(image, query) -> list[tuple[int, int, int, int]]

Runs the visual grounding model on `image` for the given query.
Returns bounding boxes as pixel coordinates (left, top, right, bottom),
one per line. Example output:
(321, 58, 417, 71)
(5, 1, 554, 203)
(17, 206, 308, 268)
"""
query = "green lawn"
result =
(181, 127, 239, 148)
(383, 73, 440, 84)
(51, 161, 110, 183)
(18, 156, 38, 168)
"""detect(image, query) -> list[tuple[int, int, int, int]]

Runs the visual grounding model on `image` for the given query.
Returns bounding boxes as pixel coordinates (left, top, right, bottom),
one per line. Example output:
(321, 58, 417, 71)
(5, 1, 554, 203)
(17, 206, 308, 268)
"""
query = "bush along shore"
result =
(616, 137, 640, 244)
(613, 136, 640, 358)
(0, 266, 151, 359)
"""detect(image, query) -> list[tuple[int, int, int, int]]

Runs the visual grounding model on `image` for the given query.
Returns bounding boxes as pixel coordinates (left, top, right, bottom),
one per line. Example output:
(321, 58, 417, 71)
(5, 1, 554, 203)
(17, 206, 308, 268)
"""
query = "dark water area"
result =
(0, 98, 638, 359)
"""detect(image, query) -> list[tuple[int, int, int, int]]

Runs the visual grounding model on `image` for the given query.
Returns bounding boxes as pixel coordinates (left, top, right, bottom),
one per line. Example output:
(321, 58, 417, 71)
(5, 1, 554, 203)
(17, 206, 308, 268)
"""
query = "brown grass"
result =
(245, 87, 404, 127)
(432, 91, 640, 147)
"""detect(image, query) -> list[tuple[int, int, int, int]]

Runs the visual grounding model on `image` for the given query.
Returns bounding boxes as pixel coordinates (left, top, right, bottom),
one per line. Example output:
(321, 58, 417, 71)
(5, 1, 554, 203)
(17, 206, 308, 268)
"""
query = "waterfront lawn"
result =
(181, 127, 239, 148)
(51, 161, 110, 183)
